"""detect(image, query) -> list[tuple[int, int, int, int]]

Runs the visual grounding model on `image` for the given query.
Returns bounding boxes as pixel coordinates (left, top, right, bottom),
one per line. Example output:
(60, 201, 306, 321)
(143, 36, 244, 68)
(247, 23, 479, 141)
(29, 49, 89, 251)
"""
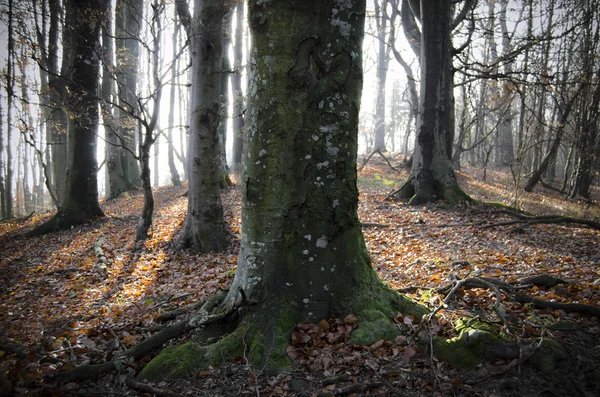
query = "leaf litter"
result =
(0, 157, 599, 396)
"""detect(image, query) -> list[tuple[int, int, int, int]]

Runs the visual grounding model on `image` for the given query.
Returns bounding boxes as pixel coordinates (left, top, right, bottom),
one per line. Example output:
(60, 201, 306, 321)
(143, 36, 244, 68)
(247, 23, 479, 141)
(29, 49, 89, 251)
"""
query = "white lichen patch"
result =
(259, 149, 267, 157)
(304, 234, 312, 241)
(316, 236, 328, 248)
(316, 161, 329, 169)
(303, 298, 309, 304)
(303, 250, 309, 255)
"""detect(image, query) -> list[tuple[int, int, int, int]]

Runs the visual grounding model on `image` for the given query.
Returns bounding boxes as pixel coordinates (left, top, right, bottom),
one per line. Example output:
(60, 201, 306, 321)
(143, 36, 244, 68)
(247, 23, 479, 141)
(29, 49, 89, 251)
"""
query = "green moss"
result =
(455, 319, 499, 338)
(441, 184, 472, 204)
(139, 341, 205, 380)
(349, 309, 400, 345)
(529, 339, 569, 373)
(431, 336, 484, 370)
(431, 319, 500, 370)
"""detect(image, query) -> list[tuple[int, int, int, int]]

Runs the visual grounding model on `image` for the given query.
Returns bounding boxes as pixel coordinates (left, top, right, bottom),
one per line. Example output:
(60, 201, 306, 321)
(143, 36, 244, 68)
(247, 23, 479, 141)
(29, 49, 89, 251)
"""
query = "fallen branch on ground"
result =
(125, 376, 185, 397)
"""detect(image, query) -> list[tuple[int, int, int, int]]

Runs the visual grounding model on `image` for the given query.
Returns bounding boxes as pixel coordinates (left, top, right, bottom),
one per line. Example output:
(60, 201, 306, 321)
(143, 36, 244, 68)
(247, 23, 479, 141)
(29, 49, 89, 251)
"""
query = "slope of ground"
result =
(0, 157, 599, 396)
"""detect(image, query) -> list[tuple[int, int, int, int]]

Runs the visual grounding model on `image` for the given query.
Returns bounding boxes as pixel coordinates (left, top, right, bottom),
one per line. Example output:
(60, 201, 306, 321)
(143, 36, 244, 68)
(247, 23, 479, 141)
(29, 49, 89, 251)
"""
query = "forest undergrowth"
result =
(1, 156, 599, 396)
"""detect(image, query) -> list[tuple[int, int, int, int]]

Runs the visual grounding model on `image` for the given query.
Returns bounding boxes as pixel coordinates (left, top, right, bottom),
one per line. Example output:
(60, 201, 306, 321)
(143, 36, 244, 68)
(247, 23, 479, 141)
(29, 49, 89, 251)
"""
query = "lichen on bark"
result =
(141, 0, 428, 380)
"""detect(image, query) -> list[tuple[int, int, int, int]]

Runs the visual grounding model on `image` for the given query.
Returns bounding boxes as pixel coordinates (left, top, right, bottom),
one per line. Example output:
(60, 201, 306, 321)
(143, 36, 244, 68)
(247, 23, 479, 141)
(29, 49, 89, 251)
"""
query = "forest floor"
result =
(1, 155, 599, 396)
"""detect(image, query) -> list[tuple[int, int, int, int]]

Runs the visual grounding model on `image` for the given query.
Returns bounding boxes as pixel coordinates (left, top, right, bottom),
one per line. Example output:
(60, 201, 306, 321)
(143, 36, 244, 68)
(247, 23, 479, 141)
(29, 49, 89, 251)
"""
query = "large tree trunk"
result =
(141, 0, 422, 380)
(31, 0, 106, 235)
(398, 0, 469, 205)
(176, 0, 230, 252)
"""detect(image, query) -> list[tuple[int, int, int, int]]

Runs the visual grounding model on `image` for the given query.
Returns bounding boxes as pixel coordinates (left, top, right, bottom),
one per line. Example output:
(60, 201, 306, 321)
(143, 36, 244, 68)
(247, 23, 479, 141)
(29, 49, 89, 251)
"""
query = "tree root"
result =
(156, 298, 207, 322)
(514, 294, 600, 317)
(59, 289, 245, 382)
(60, 318, 194, 381)
(479, 209, 600, 231)
(399, 274, 600, 318)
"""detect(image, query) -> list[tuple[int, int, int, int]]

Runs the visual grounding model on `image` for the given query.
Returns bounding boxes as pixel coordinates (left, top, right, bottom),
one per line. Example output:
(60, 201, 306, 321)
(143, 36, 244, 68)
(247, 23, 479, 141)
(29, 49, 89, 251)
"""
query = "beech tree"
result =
(140, 0, 423, 378)
(175, 0, 230, 252)
(395, 0, 473, 204)
(105, 0, 143, 199)
(31, 0, 106, 234)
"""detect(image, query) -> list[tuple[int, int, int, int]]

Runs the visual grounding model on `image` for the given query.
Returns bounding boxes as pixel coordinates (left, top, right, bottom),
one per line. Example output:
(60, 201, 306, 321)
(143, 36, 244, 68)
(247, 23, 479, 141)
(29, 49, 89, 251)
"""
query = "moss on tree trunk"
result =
(141, 0, 427, 380)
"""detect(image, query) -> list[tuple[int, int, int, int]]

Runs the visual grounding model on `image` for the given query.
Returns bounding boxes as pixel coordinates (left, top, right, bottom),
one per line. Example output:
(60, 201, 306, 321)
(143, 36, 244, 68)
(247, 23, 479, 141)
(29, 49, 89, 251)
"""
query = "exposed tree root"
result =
(29, 211, 105, 236)
(514, 294, 600, 317)
(60, 318, 194, 381)
(398, 274, 600, 318)
(156, 298, 208, 323)
(479, 209, 600, 231)
(59, 289, 242, 381)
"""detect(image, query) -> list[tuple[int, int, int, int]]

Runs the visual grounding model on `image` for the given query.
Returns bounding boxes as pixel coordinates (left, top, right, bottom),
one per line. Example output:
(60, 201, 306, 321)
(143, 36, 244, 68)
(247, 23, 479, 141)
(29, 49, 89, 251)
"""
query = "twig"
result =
(316, 381, 382, 397)
(125, 376, 185, 397)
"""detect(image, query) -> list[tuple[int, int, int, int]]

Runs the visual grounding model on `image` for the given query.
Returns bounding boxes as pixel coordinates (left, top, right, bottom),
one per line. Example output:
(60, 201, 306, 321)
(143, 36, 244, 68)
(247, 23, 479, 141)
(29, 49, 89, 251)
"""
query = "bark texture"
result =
(141, 0, 424, 380)
(399, 0, 470, 205)
(31, 0, 106, 234)
(106, 0, 143, 199)
(176, 0, 230, 252)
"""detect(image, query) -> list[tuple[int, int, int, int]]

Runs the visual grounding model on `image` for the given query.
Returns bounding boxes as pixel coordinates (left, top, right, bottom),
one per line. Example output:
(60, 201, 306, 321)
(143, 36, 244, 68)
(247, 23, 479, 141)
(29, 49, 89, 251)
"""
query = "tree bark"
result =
(31, 0, 106, 235)
(5, 0, 15, 218)
(231, 2, 245, 171)
(176, 0, 230, 252)
(167, 16, 182, 187)
(223, 0, 411, 362)
(373, 0, 389, 152)
(140, 0, 423, 380)
(398, 0, 469, 205)
(107, 0, 143, 199)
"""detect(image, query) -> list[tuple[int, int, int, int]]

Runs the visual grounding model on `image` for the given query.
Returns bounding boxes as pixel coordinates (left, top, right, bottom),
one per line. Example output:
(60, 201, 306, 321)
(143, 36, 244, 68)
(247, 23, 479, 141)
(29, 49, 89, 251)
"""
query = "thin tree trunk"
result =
(167, 15, 182, 187)
(135, 1, 164, 241)
(373, 0, 389, 152)
(5, 0, 15, 218)
(230, 3, 245, 171)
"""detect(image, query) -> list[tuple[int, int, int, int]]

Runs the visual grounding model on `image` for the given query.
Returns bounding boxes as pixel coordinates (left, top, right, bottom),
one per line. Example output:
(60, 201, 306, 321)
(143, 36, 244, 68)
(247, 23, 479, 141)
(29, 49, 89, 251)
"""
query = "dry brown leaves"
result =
(0, 156, 599, 395)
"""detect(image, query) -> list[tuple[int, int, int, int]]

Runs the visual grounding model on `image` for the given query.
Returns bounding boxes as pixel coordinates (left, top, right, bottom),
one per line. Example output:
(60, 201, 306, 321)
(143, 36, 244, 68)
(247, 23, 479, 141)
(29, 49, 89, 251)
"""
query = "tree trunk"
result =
(141, 0, 422, 379)
(31, 0, 106, 235)
(218, 10, 233, 186)
(373, 0, 389, 152)
(0, 96, 5, 218)
(398, 0, 469, 205)
(5, 0, 15, 218)
(230, 3, 245, 171)
(176, 0, 230, 252)
(135, 1, 164, 241)
(167, 16, 182, 187)
(108, 0, 143, 199)
(494, 0, 515, 168)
